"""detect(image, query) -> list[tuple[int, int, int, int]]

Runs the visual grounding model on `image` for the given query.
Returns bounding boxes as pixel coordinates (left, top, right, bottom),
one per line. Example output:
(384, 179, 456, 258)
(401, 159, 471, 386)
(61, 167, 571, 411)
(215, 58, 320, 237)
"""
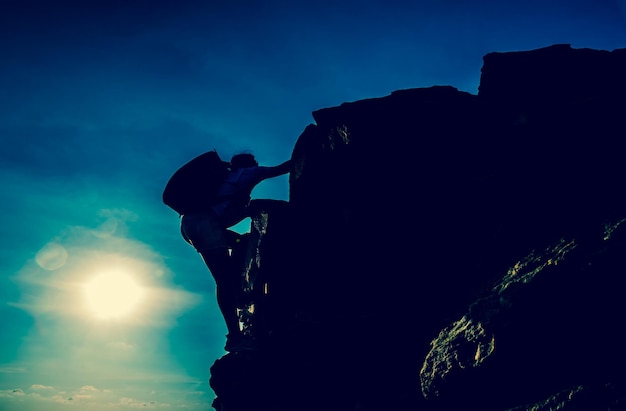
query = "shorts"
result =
(180, 211, 229, 251)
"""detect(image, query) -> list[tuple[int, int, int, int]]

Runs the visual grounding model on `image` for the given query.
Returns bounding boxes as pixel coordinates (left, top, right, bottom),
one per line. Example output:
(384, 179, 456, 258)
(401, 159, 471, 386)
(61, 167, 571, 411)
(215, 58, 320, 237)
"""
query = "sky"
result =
(0, 0, 625, 410)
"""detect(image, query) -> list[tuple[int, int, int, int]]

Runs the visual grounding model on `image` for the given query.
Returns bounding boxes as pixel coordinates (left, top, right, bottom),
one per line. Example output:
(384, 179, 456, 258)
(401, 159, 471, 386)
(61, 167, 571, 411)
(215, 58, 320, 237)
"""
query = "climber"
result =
(179, 153, 292, 352)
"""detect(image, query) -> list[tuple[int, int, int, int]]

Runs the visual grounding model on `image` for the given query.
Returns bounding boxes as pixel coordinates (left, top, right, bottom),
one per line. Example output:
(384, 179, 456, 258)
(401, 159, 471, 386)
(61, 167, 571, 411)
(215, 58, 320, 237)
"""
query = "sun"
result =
(83, 270, 145, 319)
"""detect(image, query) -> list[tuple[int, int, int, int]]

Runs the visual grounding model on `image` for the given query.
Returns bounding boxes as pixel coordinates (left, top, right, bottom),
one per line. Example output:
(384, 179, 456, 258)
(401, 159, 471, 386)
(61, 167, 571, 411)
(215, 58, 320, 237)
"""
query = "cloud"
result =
(120, 397, 162, 408)
(0, 388, 24, 398)
(31, 384, 54, 390)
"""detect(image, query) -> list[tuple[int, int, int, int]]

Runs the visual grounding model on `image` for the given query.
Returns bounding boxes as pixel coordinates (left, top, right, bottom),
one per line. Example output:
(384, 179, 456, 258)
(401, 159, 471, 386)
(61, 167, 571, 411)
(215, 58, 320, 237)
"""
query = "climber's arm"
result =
(257, 159, 292, 180)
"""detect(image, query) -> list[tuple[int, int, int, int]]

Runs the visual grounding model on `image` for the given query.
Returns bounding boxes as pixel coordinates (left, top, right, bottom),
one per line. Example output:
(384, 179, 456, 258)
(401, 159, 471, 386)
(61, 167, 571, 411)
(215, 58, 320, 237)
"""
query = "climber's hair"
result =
(230, 153, 258, 169)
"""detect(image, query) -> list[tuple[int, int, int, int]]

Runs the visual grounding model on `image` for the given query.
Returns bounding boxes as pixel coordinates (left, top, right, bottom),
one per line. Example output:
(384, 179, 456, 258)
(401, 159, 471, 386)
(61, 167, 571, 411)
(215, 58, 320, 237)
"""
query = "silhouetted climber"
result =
(179, 153, 291, 352)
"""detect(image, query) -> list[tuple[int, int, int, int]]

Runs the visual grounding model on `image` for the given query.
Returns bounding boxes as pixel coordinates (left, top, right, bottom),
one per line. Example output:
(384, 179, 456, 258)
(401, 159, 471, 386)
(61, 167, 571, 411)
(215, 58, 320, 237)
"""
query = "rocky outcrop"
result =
(209, 44, 626, 411)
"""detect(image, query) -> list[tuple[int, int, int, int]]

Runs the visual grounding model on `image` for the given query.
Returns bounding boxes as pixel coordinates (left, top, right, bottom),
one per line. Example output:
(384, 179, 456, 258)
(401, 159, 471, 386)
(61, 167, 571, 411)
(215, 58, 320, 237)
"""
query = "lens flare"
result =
(36, 242, 68, 271)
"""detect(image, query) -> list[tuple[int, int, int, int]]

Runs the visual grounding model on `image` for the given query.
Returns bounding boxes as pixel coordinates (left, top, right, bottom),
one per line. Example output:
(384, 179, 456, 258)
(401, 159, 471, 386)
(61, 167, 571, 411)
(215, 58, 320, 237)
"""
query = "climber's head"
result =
(230, 153, 258, 169)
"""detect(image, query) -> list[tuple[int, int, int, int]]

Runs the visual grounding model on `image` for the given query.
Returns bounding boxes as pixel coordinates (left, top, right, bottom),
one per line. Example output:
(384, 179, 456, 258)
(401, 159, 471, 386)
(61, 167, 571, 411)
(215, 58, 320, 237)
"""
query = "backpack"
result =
(162, 150, 229, 215)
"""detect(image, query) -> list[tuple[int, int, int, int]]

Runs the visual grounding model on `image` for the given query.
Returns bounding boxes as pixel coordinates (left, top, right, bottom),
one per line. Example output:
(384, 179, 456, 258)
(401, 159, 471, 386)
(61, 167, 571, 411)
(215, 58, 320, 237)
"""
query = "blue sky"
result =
(1, 1, 624, 409)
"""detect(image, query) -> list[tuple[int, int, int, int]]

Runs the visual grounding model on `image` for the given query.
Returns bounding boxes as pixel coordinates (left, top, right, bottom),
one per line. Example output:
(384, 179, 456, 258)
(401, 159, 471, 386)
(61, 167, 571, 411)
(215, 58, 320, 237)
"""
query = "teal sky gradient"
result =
(1, 0, 625, 409)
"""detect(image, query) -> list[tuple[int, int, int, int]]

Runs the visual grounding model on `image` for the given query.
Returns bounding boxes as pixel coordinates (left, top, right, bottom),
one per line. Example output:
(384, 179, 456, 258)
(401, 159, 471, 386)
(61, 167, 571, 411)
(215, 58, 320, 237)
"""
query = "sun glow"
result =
(83, 270, 145, 319)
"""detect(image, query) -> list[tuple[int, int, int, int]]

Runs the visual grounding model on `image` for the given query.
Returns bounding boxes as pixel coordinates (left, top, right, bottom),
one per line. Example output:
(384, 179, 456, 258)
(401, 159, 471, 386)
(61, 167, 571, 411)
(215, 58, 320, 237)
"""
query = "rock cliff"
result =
(209, 44, 626, 411)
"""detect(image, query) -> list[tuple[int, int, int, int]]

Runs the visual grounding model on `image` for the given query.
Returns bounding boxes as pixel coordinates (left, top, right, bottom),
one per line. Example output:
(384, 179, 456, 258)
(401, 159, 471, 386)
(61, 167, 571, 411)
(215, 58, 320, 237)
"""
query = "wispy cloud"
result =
(30, 384, 54, 390)
(0, 367, 26, 374)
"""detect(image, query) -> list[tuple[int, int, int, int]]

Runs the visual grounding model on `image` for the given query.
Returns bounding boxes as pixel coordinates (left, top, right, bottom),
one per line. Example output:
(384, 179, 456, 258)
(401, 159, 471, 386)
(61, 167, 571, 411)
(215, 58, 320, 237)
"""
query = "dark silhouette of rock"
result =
(208, 44, 626, 411)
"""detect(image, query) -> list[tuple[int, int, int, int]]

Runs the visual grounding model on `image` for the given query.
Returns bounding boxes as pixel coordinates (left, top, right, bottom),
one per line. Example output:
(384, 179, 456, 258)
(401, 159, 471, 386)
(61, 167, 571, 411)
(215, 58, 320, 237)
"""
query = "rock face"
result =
(209, 44, 626, 411)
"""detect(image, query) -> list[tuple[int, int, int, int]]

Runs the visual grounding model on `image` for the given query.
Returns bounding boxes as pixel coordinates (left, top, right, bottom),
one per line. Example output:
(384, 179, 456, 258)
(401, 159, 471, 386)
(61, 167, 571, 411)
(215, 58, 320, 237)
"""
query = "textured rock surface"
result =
(209, 44, 626, 411)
